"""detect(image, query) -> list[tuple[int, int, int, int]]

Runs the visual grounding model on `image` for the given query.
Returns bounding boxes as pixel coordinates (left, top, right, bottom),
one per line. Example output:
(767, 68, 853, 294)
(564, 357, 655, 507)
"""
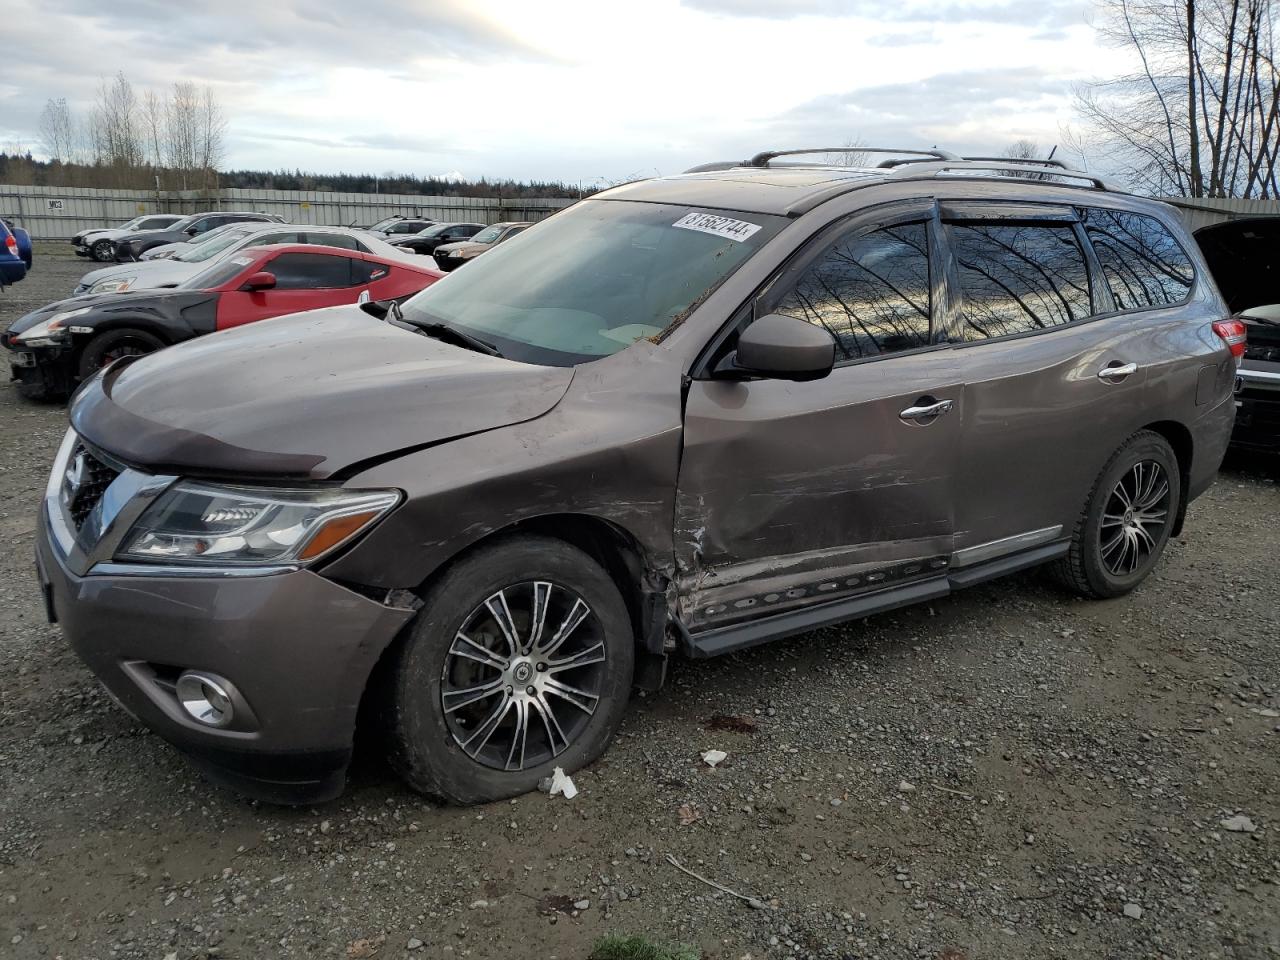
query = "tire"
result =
(1050, 430, 1181, 599)
(90, 239, 115, 262)
(386, 535, 635, 804)
(76, 328, 165, 381)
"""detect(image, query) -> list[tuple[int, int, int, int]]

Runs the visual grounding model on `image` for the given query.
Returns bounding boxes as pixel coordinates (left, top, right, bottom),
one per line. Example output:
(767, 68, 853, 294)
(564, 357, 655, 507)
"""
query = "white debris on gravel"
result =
(547, 767, 578, 799)
(1220, 814, 1257, 833)
(701, 749, 727, 767)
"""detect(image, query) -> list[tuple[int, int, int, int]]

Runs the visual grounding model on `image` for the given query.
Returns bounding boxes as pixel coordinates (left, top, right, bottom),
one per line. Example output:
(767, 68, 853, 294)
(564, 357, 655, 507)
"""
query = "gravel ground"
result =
(1, 255, 1278, 960)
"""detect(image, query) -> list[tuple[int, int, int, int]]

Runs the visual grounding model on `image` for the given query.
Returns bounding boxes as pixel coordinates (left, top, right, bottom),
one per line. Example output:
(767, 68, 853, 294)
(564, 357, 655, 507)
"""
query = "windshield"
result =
(119, 217, 145, 230)
(180, 253, 257, 290)
(417, 223, 450, 237)
(174, 229, 253, 263)
(470, 226, 503, 244)
(367, 217, 401, 232)
(400, 200, 785, 365)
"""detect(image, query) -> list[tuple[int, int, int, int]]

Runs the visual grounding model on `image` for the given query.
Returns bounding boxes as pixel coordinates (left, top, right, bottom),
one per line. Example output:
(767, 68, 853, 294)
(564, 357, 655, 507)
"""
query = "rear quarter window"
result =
(1083, 209, 1195, 310)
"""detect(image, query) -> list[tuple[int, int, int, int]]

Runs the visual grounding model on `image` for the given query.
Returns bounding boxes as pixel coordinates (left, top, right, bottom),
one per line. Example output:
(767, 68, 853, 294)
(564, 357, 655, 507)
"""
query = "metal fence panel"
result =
(0, 184, 575, 239)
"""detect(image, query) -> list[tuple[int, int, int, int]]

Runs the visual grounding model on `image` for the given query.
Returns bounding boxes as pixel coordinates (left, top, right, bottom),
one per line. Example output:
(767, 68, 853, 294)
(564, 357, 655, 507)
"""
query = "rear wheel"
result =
(1051, 430, 1180, 598)
(90, 239, 115, 262)
(76, 328, 164, 381)
(386, 536, 634, 804)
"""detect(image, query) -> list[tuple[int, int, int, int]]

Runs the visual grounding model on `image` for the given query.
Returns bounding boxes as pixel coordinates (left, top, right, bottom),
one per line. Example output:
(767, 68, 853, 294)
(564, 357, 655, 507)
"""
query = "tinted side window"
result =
(267, 253, 355, 289)
(190, 217, 217, 234)
(950, 223, 1092, 340)
(139, 217, 171, 230)
(773, 222, 932, 362)
(1084, 210, 1194, 310)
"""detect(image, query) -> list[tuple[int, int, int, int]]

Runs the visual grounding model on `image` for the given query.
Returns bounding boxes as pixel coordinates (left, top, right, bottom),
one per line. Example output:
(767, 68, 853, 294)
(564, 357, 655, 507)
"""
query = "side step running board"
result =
(682, 541, 1067, 659)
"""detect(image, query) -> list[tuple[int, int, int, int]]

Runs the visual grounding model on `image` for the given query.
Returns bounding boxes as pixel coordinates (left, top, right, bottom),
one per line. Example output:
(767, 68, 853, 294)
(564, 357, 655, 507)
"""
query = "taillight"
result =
(1212, 319, 1247, 359)
(3, 234, 15, 256)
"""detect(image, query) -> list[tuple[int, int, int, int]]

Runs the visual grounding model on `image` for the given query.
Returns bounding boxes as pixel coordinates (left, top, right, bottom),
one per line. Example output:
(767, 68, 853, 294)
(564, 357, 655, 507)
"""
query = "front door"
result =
(216, 251, 361, 330)
(675, 206, 963, 635)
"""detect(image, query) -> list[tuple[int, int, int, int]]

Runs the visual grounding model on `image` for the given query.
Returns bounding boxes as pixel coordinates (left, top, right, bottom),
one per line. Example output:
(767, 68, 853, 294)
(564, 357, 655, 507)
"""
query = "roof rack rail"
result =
(876, 155, 1071, 170)
(746, 147, 961, 167)
(882, 160, 1118, 192)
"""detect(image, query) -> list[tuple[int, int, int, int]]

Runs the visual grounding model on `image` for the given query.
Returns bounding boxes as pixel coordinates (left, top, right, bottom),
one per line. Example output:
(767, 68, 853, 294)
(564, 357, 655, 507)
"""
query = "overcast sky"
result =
(1, 0, 1114, 183)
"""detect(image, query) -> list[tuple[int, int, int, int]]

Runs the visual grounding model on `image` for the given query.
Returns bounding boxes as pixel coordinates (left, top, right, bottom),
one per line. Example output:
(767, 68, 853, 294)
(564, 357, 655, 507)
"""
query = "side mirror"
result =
(240, 271, 277, 292)
(718, 313, 835, 382)
(184, 226, 199, 236)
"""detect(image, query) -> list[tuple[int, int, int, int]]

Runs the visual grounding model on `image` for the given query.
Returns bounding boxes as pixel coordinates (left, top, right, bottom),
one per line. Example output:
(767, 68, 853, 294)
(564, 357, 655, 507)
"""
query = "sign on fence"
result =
(46, 199, 64, 211)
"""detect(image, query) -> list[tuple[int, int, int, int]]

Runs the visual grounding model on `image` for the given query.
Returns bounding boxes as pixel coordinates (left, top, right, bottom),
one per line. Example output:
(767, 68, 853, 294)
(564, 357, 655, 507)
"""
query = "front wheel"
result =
(386, 536, 635, 804)
(90, 239, 115, 262)
(1051, 430, 1181, 599)
(76, 328, 164, 381)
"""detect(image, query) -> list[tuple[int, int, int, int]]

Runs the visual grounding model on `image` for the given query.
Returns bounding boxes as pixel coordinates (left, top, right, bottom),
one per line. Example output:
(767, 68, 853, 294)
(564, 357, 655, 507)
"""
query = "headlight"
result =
(15, 307, 92, 346)
(90, 276, 135, 294)
(449, 249, 465, 257)
(116, 481, 400, 566)
(144, 249, 174, 260)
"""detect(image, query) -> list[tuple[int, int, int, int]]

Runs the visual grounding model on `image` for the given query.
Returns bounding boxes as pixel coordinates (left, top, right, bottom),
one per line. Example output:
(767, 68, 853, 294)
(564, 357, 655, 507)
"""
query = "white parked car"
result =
(72, 223, 425, 295)
(70, 215, 185, 262)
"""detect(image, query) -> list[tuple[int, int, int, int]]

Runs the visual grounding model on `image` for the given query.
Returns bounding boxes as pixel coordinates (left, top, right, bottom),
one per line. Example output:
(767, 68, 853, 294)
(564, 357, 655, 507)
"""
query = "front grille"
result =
(63, 443, 121, 529)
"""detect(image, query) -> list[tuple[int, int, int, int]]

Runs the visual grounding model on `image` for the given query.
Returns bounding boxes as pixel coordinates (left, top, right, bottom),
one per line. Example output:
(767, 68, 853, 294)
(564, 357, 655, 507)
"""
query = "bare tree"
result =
(166, 81, 200, 188)
(90, 73, 144, 171)
(142, 88, 167, 173)
(834, 138, 870, 167)
(38, 98, 77, 164)
(1004, 139, 1042, 161)
(1075, 0, 1280, 198)
(197, 86, 227, 190)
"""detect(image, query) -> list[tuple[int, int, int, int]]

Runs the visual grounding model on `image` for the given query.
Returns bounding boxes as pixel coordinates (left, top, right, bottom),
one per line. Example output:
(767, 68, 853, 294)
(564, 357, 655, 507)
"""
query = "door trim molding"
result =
(950, 525, 1063, 569)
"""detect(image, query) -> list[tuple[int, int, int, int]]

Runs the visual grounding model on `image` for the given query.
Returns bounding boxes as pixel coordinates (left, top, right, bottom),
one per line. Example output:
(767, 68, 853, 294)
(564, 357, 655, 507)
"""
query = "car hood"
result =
(70, 305, 575, 479)
(5, 289, 202, 336)
(78, 228, 124, 242)
(435, 240, 486, 256)
(77, 259, 201, 291)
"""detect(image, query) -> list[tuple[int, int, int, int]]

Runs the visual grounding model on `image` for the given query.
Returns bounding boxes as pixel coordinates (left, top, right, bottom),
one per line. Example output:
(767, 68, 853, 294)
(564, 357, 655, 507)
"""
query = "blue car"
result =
(0, 218, 30, 286)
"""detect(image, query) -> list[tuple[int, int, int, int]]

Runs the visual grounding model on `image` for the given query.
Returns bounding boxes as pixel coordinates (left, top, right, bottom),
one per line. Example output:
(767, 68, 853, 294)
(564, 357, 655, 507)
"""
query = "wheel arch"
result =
(354, 511, 670, 743)
(1139, 419, 1193, 536)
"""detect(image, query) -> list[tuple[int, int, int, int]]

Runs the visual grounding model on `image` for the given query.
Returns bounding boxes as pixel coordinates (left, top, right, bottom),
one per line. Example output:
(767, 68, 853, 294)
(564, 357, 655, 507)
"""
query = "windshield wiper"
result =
(392, 303, 503, 357)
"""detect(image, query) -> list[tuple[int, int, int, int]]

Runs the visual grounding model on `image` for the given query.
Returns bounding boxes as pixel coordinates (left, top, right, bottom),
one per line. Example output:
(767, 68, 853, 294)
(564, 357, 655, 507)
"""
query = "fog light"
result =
(176, 671, 235, 728)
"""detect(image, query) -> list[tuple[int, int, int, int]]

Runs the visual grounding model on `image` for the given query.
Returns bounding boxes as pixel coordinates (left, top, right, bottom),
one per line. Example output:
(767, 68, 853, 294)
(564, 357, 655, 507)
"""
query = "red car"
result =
(5, 244, 443, 400)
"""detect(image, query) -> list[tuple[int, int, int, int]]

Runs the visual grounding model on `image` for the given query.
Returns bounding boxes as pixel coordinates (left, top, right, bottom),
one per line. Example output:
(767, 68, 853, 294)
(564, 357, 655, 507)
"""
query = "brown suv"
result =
(36, 148, 1238, 804)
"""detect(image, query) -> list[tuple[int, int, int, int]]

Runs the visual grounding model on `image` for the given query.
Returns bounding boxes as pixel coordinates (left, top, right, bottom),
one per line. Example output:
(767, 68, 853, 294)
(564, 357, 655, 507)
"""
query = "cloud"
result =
(681, 0, 1089, 28)
(752, 67, 1073, 157)
(0, 0, 555, 145)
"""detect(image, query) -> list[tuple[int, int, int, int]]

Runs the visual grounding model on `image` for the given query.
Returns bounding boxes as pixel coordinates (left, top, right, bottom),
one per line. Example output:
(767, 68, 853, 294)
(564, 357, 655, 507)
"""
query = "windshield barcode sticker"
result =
(672, 212, 762, 243)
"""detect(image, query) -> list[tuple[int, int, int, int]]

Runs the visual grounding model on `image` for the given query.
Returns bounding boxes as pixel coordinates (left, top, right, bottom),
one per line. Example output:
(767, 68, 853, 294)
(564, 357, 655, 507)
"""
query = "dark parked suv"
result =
(36, 148, 1238, 805)
(112, 211, 284, 261)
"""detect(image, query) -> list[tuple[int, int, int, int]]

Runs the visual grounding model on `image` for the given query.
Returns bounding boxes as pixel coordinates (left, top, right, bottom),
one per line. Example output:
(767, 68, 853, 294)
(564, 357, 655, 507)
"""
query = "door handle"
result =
(899, 398, 955, 422)
(1097, 362, 1138, 382)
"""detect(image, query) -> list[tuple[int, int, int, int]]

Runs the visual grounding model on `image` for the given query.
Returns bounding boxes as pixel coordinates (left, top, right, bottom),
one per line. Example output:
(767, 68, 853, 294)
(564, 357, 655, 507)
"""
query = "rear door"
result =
(215, 251, 362, 329)
(940, 202, 1148, 565)
(675, 202, 963, 634)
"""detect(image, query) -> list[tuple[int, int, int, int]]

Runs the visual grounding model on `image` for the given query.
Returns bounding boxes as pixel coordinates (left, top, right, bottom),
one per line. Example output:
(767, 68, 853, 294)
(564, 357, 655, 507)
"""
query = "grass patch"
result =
(589, 933, 700, 960)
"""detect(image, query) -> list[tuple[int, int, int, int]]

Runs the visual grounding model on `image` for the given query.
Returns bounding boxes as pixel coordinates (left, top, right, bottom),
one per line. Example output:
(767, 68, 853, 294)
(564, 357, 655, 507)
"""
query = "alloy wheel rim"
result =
(440, 581, 607, 772)
(1100, 460, 1170, 576)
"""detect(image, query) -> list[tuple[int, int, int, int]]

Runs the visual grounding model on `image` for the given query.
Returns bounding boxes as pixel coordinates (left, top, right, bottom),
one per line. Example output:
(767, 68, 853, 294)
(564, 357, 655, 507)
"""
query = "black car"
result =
(1194, 217, 1280, 451)
(364, 216, 436, 238)
(386, 221, 485, 255)
(112, 212, 284, 262)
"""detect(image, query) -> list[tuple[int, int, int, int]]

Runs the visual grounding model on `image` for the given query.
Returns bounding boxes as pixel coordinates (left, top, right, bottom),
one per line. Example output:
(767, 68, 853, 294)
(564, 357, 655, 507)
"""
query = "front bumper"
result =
(1232, 366, 1280, 451)
(35, 435, 415, 803)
